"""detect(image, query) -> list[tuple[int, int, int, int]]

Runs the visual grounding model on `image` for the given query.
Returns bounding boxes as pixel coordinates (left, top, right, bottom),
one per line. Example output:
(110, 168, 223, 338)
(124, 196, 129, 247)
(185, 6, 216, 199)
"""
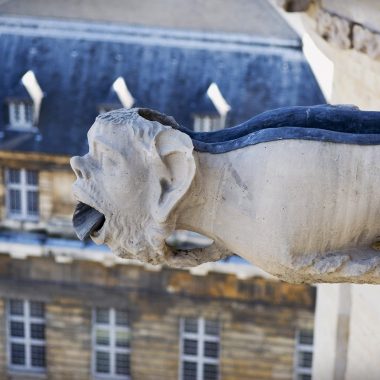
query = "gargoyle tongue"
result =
(73, 202, 105, 241)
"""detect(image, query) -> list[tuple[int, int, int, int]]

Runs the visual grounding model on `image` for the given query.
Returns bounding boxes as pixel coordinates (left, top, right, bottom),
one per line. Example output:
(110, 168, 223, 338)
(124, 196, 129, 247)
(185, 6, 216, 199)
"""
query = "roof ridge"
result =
(0, 15, 302, 51)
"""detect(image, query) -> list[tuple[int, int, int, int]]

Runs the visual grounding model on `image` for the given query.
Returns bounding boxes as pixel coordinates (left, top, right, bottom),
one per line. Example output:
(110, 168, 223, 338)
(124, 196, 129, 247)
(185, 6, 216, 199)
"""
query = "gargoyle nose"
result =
(70, 156, 90, 180)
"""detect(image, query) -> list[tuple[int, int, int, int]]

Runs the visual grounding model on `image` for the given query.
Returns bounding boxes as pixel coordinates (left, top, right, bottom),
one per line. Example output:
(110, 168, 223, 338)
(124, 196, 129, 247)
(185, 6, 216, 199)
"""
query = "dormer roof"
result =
(99, 77, 134, 110)
(0, 18, 325, 156)
(99, 88, 122, 110)
(6, 81, 31, 102)
(195, 83, 230, 117)
(21, 71, 44, 125)
(5, 71, 43, 126)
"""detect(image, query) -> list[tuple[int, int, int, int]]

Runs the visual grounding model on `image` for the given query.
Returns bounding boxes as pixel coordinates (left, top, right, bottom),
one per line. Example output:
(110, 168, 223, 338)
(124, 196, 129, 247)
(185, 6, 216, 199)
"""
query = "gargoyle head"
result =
(70, 108, 196, 265)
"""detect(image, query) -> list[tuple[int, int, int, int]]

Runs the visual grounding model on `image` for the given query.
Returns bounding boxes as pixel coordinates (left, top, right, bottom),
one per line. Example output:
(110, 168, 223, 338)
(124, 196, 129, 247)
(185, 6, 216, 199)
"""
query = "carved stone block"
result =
(316, 9, 352, 49)
(275, 0, 311, 12)
(353, 24, 380, 60)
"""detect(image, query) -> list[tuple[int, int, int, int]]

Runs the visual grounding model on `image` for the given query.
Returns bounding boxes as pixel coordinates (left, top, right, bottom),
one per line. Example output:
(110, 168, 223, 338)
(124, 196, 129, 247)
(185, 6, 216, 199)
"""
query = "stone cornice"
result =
(276, 0, 380, 60)
(0, 150, 70, 168)
(315, 8, 380, 60)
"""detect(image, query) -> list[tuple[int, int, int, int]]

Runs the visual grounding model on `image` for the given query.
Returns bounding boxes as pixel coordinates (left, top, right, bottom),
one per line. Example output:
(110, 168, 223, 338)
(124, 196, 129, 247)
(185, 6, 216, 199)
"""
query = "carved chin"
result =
(111, 243, 165, 265)
(73, 194, 171, 265)
(103, 217, 170, 265)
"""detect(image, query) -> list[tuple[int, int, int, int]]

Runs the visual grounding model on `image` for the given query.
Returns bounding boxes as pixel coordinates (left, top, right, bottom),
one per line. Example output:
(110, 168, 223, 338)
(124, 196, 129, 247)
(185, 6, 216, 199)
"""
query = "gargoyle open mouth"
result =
(73, 201, 106, 241)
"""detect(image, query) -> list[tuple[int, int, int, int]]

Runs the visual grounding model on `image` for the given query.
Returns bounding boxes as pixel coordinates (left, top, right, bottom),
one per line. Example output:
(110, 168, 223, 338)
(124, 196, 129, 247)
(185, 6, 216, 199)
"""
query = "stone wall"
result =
(275, 0, 380, 108)
(0, 255, 315, 380)
(320, 0, 380, 35)
(46, 299, 92, 380)
(302, 16, 380, 110)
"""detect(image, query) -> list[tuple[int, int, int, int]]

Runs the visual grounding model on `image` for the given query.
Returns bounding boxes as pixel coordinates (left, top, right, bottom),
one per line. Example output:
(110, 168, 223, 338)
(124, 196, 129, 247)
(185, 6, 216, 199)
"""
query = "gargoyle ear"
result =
(151, 128, 196, 223)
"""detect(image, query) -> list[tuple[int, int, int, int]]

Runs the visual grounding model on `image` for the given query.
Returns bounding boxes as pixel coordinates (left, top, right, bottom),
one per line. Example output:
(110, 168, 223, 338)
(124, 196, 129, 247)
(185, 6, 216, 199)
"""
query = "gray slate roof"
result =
(0, 0, 299, 41)
(0, 16, 325, 156)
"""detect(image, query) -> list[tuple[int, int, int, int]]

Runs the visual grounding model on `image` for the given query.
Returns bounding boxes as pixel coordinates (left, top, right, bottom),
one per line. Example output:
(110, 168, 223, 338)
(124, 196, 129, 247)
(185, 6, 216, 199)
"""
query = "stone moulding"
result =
(70, 105, 380, 284)
(316, 9, 352, 50)
(275, 0, 312, 13)
(314, 8, 380, 60)
(277, 2, 380, 61)
(178, 104, 380, 153)
(352, 24, 380, 60)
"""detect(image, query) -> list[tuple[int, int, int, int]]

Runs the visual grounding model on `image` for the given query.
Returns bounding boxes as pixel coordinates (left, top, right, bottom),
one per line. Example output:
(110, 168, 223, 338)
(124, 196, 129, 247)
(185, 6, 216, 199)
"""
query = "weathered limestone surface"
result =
(316, 9, 351, 50)
(71, 108, 380, 284)
(275, 0, 311, 12)
(314, 7, 380, 60)
(279, 0, 380, 62)
(312, 284, 380, 380)
(300, 11, 380, 109)
(321, 0, 380, 35)
(276, 3, 380, 379)
(352, 25, 380, 61)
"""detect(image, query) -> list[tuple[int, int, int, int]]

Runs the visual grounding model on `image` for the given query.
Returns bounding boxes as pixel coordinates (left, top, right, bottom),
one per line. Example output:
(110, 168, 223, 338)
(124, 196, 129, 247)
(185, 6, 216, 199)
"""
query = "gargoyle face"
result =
(71, 118, 144, 244)
(70, 108, 196, 264)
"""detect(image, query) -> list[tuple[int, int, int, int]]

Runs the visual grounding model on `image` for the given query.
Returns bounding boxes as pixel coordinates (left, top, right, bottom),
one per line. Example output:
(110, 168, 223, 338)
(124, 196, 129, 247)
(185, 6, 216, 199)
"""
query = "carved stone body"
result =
(70, 106, 380, 284)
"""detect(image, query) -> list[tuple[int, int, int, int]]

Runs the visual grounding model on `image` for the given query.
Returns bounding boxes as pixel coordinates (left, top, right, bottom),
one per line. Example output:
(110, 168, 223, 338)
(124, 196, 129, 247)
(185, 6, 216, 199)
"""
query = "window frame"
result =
(179, 317, 220, 380)
(92, 307, 131, 379)
(5, 168, 39, 221)
(193, 115, 225, 132)
(8, 101, 34, 129)
(7, 299, 46, 373)
(294, 329, 314, 380)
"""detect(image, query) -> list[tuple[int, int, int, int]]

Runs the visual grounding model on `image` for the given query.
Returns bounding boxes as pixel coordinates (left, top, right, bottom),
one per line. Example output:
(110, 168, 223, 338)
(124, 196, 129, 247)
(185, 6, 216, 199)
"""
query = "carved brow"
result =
(92, 138, 125, 160)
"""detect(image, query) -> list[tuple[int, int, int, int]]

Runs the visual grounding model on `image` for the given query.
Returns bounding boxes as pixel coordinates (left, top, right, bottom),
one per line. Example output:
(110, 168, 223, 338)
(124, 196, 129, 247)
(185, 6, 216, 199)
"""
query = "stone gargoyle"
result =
(70, 105, 380, 284)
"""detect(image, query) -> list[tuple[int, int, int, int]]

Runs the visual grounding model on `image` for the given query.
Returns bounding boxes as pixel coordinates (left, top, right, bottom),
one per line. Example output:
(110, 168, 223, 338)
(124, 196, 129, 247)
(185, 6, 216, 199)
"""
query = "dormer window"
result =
(193, 83, 230, 132)
(9, 101, 34, 129)
(6, 70, 43, 130)
(98, 77, 134, 114)
(193, 115, 225, 132)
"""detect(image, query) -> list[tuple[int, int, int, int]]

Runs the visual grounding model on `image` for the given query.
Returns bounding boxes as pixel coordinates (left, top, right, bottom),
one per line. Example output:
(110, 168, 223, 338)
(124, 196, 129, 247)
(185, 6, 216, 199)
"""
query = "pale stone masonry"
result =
(0, 255, 315, 380)
(0, 154, 75, 236)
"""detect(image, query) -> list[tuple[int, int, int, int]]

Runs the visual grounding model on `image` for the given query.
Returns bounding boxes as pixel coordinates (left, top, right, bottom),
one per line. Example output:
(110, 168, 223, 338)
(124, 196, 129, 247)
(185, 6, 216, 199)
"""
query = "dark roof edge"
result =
(0, 15, 302, 52)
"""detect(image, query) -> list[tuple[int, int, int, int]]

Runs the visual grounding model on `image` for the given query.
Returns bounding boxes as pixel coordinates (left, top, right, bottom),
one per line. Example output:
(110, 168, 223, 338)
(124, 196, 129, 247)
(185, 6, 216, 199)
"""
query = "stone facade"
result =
(0, 254, 315, 380)
(0, 154, 75, 236)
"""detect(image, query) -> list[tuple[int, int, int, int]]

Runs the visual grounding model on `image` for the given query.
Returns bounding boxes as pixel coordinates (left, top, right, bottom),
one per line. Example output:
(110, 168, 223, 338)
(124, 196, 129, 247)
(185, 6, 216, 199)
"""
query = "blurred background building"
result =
(0, 0, 326, 379)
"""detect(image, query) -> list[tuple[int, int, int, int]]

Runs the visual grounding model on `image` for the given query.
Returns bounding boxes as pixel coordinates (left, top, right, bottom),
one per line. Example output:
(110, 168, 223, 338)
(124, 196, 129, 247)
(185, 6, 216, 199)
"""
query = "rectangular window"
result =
(193, 115, 224, 132)
(180, 318, 220, 380)
(8, 102, 34, 129)
(93, 308, 131, 379)
(8, 299, 46, 372)
(5, 168, 39, 221)
(294, 329, 314, 380)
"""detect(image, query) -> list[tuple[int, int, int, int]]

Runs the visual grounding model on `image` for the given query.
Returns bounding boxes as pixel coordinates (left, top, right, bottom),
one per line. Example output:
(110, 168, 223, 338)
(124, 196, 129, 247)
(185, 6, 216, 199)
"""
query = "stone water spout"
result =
(70, 104, 380, 284)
